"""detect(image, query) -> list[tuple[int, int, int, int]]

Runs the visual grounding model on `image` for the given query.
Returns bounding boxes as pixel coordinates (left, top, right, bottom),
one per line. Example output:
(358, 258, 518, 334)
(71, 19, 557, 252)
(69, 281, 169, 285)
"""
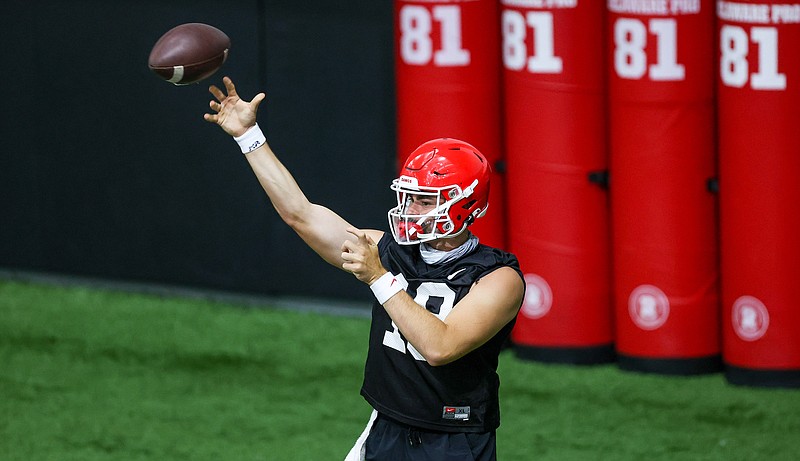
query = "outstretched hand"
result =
(341, 227, 387, 285)
(204, 76, 265, 137)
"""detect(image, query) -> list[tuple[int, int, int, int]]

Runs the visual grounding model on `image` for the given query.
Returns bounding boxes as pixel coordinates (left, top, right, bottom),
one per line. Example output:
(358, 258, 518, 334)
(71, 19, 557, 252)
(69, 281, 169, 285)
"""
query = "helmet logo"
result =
(398, 176, 419, 188)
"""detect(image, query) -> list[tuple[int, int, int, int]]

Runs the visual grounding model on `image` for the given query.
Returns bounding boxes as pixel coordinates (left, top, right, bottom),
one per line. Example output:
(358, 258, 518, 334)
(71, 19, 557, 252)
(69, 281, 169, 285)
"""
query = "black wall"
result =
(1, 0, 396, 302)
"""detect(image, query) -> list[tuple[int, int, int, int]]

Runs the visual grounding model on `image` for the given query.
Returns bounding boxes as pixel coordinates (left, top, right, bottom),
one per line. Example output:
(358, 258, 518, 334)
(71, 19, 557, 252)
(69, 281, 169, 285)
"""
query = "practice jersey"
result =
(360, 233, 524, 433)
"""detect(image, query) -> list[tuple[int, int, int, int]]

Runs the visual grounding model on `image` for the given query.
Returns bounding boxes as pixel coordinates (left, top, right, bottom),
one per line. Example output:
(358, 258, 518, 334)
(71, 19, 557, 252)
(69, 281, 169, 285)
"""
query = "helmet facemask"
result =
(388, 175, 480, 245)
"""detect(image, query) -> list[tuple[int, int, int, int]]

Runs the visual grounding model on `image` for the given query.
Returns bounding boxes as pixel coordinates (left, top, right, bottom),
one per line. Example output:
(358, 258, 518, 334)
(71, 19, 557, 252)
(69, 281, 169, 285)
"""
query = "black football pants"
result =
(364, 413, 496, 461)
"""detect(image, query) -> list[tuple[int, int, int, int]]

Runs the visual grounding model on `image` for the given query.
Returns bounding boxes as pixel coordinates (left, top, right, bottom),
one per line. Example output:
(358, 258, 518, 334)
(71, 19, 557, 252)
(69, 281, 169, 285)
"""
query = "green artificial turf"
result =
(1, 280, 798, 460)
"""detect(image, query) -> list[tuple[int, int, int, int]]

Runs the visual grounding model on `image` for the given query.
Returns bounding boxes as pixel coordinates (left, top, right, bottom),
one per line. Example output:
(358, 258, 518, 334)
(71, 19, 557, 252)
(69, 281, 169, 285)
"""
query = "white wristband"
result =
(369, 272, 408, 305)
(233, 124, 266, 154)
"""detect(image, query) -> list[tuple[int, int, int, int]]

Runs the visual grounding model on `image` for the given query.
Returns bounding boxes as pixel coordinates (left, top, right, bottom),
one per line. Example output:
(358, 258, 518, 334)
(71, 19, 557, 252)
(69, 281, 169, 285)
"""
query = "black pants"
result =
(364, 414, 496, 461)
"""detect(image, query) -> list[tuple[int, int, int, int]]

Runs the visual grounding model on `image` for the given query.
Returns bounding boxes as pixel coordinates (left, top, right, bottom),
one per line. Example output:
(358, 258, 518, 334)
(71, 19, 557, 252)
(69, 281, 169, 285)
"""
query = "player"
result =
(204, 77, 525, 461)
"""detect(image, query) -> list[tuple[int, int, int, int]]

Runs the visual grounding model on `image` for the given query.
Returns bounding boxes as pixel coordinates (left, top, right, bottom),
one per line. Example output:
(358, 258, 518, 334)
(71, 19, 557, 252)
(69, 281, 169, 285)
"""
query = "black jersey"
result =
(360, 233, 523, 433)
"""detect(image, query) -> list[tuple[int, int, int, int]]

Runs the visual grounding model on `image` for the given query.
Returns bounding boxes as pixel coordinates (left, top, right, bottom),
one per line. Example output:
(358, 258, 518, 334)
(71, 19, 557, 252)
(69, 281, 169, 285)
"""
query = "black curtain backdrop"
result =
(0, 0, 396, 303)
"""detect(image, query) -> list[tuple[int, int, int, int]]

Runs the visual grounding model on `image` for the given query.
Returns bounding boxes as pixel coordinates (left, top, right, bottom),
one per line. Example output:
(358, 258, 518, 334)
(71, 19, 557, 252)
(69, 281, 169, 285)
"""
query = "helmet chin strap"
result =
(408, 179, 479, 238)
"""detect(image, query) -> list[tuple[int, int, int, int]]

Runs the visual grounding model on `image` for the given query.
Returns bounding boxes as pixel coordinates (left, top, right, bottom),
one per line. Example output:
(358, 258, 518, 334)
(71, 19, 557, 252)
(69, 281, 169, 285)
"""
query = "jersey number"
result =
(383, 282, 456, 361)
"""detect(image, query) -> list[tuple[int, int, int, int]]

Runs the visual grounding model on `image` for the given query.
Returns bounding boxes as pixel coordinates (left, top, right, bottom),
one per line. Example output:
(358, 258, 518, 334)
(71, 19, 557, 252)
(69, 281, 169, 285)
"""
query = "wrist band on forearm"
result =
(234, 124, 266, 154)
(369, 272, 408, 305)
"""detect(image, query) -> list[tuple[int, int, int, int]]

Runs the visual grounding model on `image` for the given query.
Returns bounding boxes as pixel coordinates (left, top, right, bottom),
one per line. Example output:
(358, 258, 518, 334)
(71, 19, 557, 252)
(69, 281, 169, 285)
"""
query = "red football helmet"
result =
(388, 138, 491, 245)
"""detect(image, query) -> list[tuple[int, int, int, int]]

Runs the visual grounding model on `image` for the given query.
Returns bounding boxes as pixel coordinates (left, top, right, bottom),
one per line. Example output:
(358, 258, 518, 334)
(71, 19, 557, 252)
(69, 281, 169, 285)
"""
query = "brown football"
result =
(148, 23, 230, 85)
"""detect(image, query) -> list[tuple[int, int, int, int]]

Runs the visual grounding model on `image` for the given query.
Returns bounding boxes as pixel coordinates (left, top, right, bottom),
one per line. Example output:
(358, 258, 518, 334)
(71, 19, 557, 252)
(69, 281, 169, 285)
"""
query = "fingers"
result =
(208, 76, 236, 102)
(341, 229, 385, 283)
(205, 80, 231, 124)
(203, 99, 222, 123)
(346, 227, 375, 245)
(340, 243, 361, 275)
(223, 76, 238, 97)
(208, 86, 222, 101)
(341, 238, 356, 254)
(206, 84, 226, 125)
(342, 228, 375, 261)
(251, 92, 266, 112)
(340, 237, 365, 268)
(342, 228, 377, 268)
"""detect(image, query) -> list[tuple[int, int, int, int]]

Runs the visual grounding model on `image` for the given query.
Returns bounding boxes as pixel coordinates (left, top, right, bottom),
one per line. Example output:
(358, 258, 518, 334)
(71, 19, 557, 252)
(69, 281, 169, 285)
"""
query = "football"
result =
(148, 23, 230, 85)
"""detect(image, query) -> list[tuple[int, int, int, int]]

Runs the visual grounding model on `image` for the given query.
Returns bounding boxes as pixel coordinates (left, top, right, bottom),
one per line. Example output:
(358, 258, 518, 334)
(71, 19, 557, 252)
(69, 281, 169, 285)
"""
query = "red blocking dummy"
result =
(504, 1, 614, 364)
(718, 0, 800, 388)
(394, 0, 506, 248)
(608, 0, 721, 375)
